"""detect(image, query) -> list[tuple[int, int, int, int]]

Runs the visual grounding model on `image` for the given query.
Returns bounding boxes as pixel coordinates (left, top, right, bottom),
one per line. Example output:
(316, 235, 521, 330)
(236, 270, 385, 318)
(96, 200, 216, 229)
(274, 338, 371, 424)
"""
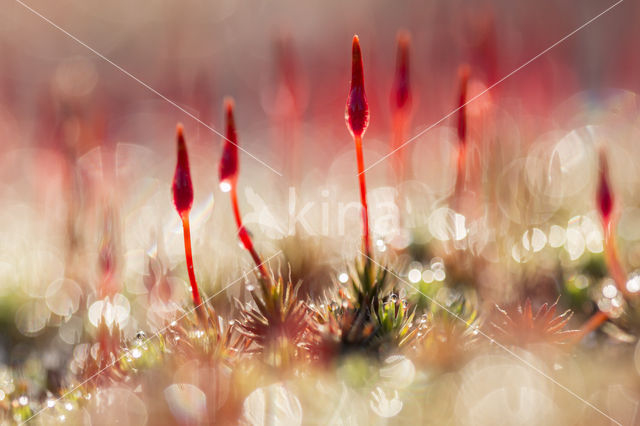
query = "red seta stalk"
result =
(171, 124, 205, 321)
(219, 99, 270, 282)
(453, 65, 470, 204)
(346, 35, 371, 261)
(390, 31, 412, 184)
(574, 310, 608, 343)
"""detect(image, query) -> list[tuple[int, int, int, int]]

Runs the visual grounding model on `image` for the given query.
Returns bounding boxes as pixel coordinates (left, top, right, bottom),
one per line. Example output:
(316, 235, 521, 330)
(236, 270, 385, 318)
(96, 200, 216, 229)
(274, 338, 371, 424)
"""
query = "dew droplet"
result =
(603, 283, 618, 299)
(407, 269, 421, 283)
(627, 273, 640, 293)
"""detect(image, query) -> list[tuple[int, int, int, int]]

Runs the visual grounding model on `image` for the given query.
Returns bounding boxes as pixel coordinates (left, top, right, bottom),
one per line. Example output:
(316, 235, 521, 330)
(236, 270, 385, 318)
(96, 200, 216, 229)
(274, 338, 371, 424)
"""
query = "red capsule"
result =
(391, 32, 411, 113)
(345, 35, 370, 138)
(172, 124, 194, 216)
(219, 99, 239, 189)
(597, 151, 613, 223)
(456, 65, 470, 146)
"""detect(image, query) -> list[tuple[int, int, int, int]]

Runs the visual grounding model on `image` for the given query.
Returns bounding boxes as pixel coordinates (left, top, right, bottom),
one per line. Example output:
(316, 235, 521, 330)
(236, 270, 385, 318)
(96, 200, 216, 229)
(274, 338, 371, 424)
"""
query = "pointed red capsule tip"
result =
(457, 64, 470, 145)
(219, 98, 239, 187)
(172, 124, 194, 216)
(392, 31, 411, 112)
(345, 35, 369, 138)
(597, 151, 613, 223)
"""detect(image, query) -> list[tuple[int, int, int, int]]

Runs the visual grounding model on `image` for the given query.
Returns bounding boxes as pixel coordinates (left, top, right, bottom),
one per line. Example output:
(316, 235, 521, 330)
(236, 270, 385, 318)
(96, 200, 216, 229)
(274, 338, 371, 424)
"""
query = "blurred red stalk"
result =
(577, 150, 630, 340)
(453, 65, 470, 205)
(597, 151, 628, 296)
(390, 31, 412, 184)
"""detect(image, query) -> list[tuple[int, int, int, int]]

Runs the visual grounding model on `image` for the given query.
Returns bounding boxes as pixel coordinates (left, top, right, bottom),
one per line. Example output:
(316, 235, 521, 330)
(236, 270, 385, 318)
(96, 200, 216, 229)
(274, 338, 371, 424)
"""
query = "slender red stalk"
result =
(220, 99, 270, 282)
(574, 310, 608, 343)
(454, 65, 470, 201)
(390, 31, 411, 184)
(355, 135, 370, 258)
(180, 215, 201, 304)
(172, 124, 205, 318)
(346, 35, 371, 260)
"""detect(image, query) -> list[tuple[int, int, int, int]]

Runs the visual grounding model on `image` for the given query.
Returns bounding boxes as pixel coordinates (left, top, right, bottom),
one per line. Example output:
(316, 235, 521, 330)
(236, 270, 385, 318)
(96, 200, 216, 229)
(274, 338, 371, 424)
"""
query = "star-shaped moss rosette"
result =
(235, 274, 312, 368)
(76, 317, 126, 387)
(410, 291, 479, 371)
(306, 262, 416, 361)
(374, 291, 417, 350)
(488, 299, 579, 347)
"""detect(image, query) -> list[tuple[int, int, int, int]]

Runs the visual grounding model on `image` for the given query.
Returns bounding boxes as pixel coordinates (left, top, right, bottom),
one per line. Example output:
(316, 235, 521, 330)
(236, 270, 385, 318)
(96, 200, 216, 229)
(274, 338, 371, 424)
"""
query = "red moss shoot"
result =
(454, 65, 470, 200)
(172, 124, 205, 316)
(597, 150, 628, 296)
(390, 31, 412, 183)
(346, 35, 371, 260)
(220, 99, 270, 282)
